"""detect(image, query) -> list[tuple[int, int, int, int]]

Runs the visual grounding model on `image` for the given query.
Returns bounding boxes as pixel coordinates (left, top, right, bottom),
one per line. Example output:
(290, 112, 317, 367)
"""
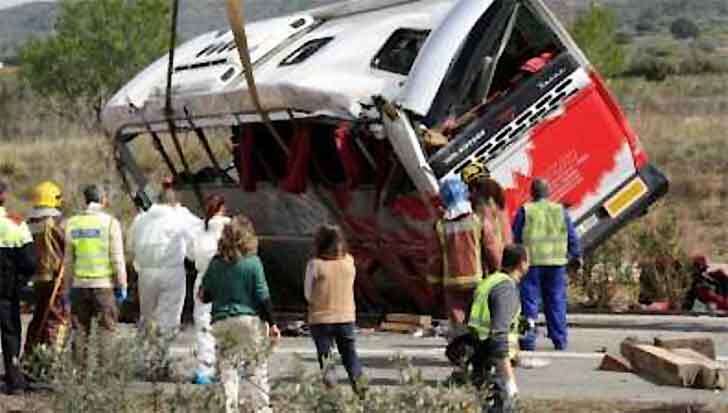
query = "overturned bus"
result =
(102, 0, 668, 313)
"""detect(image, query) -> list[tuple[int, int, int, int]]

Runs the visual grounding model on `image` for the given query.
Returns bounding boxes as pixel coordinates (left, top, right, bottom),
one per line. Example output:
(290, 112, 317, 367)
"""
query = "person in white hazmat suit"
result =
(190, 194, 230, 384)
(128, 185, 201, 334)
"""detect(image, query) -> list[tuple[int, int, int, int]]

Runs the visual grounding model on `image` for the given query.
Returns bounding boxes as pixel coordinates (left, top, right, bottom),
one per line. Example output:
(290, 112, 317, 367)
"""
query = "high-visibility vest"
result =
(523, 200, 568, 266)
(468, 272, 521, 359)
(67, 213, 113, 279)
(0, 207, 33, 248)
(434, 213, 483, 290)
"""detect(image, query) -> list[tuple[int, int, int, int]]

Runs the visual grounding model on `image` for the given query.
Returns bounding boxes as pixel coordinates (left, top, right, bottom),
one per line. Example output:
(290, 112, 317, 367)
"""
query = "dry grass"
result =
(614, 74, 728, 260)
(0, 135, 137, 224)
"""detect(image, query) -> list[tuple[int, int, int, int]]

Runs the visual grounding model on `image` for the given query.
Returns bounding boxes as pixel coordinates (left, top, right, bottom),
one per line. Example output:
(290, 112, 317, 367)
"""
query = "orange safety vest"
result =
(433, 213, 483, 290)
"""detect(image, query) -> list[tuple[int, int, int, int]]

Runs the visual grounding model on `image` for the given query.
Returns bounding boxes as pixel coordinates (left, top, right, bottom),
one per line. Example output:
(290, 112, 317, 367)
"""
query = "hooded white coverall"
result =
(191, 215, 230, 378)
(128, 204, 202, 333)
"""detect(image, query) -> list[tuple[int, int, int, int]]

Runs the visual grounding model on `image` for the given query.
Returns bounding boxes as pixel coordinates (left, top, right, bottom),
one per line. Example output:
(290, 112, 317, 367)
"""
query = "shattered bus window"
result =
(372, 29, 430, 75)
(126, 128, 237, 189)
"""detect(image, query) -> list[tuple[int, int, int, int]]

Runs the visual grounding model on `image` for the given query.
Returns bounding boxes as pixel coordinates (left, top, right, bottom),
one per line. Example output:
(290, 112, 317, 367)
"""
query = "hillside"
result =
(0, 1, 56, 62)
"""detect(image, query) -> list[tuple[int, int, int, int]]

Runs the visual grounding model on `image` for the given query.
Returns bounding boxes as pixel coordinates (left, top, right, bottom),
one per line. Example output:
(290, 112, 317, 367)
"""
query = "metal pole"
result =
(162, 0, 204, 208)
(164, 0, 180, 115)
(226, 0, 290, 156)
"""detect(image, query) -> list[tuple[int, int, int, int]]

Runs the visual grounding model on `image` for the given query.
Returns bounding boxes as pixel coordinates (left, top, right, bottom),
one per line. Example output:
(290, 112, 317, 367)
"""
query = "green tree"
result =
(570, 3, 626, 78)
(670, 17, 700, 40)
(19, 0, 170, 130)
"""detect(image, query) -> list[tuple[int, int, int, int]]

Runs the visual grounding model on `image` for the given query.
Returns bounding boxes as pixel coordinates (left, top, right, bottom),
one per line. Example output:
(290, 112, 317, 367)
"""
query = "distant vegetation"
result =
(20, 0, 171, 129)
(0, 0, 341, 63)
(567, 0, 728, 80)
(570, 3, 626, 78)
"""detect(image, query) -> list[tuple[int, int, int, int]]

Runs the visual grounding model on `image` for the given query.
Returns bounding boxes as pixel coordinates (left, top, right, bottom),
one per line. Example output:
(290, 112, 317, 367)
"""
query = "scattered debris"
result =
(517, 357, 552, 369)
(379, 314, 432, 334)
(385, 314, 432, 328)
(379, 321, 421, 334)
(599, 354, 633, 373)
(281, 321, 308, 337)
(619, 337, 725, 390)
(654, 336, 716, 360)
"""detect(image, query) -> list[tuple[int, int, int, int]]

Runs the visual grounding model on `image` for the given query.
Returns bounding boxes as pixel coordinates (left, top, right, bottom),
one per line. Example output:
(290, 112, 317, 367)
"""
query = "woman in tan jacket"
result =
(304, 225, 364, 396)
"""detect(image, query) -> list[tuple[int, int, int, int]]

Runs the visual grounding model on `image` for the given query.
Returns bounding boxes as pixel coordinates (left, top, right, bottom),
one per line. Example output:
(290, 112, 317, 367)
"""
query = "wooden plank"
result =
(620, 341, 704, 387)
(385, 314, 432, 328)
(654, 336, 716, 360)
(598, 354, 633, 373)
(379, 321, 421, 334)
(669, 348, 726, 390)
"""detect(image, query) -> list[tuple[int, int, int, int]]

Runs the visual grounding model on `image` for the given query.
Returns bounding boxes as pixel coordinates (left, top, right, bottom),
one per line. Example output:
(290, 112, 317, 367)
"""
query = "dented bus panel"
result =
(102, 0, 668, 313)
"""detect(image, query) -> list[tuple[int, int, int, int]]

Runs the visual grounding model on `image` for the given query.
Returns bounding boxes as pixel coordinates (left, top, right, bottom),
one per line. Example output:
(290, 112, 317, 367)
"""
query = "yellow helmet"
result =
(460, 160, 489, 185)
(32, 181, 63, 209)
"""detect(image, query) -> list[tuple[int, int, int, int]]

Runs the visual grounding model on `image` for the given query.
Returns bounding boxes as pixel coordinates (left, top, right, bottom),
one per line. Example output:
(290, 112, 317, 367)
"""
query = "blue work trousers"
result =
(310, 322, 363, 387)
(519, 265, 568, 349)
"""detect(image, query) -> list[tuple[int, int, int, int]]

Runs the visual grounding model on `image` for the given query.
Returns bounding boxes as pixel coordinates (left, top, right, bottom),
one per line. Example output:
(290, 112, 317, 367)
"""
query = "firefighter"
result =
(25, 181, 70, 354)
(64, 184, 127, 334)
(128, 183, 201, 334)
(467, 244, 529, 412)
(461, 161, 513, 274)
(0, 180, 37, 394)
(512, 179, 581, 351)
(435, 177, 483, 340)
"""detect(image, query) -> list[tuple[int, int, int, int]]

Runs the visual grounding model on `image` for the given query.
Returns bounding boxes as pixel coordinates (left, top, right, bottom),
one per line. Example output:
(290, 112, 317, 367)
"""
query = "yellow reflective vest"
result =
(67, 213, 113, 279)
(468, 272, 520, 359)
(523, 200, 568, 266)
(0, 207, 33, 248)
(434, 213, 483, 290)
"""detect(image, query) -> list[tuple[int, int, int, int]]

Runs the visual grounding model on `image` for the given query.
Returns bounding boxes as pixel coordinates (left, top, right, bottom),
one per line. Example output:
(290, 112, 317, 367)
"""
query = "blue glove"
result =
(114, 287, 128, 305)
(59, 292, 71, 313)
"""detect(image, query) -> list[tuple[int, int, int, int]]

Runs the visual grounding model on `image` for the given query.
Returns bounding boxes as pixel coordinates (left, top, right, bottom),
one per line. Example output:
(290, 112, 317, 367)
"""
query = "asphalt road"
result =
(164, 314, 728, 407)
(2, 314, 726, 408)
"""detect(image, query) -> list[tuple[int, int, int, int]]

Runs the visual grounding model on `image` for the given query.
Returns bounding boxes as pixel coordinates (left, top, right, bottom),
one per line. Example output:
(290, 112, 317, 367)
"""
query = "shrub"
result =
(626, 39, 728, 81)
(670, 17, 700, 39)
(24, 322, 495, 412)
(24, 321, 226, 412)
(577, 231, 639, 311)
(570, 3, 626, 77)
(631, 205, 693, 308)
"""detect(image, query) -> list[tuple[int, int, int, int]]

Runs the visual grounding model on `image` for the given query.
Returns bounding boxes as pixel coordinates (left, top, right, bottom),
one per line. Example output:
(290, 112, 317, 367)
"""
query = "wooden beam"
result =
(385, 314, 432, 328)
(379, 322, 421, 334)
(598, 354, 633, 373)
(654, 336, 716, 360)
(621, 340, 726, 389)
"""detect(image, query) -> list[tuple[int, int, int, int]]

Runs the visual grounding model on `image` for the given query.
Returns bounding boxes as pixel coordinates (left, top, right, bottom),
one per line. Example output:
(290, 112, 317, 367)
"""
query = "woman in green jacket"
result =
(200, 214, 280, 413)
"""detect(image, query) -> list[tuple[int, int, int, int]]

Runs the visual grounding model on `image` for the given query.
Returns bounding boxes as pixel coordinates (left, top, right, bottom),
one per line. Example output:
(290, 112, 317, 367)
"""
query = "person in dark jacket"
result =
(0, 180, 38, 394)
(25, 181, 69, 354)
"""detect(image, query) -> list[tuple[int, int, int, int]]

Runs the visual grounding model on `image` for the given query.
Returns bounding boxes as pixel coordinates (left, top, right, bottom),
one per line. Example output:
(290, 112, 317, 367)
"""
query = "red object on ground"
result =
(640, 301, 671, 312)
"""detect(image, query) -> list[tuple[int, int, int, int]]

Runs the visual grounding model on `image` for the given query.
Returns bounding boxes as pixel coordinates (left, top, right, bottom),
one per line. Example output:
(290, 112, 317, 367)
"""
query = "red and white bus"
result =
(103, 0, 668, 313)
